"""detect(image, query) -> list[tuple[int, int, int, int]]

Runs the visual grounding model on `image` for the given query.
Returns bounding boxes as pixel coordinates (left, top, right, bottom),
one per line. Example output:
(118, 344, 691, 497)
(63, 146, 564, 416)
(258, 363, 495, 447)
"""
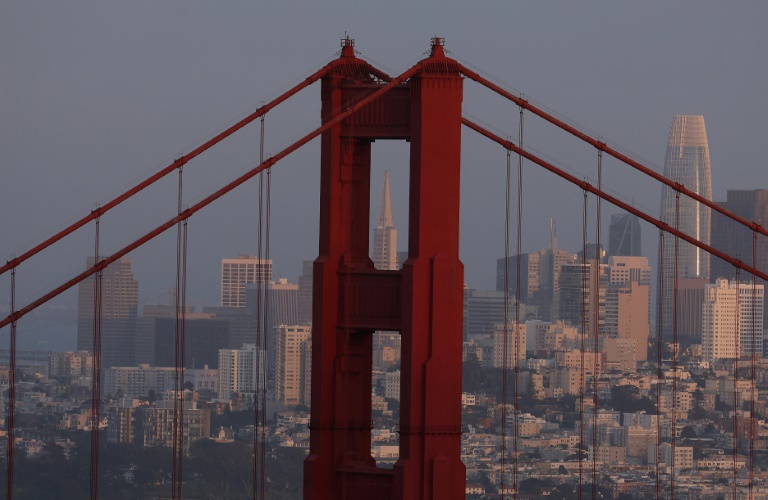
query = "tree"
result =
(689, 389, 708, 420)
(462, 354, 483, 394)
(610, 385, 656, 415)
(186, 439, 252, 498)
(680, 425, 697, 439)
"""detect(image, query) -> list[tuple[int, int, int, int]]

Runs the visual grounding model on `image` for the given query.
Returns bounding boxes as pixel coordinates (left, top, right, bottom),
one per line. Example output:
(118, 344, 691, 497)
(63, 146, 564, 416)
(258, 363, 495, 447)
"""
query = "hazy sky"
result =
(2, 2, 767, 343)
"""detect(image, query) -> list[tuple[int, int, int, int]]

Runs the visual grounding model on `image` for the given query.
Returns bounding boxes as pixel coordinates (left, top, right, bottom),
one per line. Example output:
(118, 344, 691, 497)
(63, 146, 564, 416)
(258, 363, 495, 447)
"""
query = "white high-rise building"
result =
(221, 255, 272, 308)
(275, 325, 312, 404)
(372, 170, 398, 271)
(702, 278, 764, 363)
(218, 343, 263, 399)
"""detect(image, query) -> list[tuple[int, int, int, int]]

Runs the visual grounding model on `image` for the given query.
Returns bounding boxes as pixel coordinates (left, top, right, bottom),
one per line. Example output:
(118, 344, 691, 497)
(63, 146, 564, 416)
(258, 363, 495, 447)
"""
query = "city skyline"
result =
(2, 5, 768, 498)
(2, 4, 766, 318)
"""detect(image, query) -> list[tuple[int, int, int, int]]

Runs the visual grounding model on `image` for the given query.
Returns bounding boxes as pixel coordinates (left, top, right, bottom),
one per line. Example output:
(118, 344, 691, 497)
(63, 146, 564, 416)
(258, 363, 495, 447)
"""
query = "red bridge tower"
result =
(304, 38, 466, 499)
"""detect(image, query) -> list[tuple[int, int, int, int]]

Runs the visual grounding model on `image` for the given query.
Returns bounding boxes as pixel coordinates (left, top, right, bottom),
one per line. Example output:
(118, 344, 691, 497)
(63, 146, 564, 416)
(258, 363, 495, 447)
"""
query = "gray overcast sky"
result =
(2, 2, 767, 326)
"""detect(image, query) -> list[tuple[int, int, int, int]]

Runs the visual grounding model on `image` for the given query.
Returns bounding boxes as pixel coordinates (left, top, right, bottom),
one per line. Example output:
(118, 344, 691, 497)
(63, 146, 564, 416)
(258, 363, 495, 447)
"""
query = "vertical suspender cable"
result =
(513, 106, 524, 498)
(671, 192, 680, 500)
(655, 229, 665, 499)
(579, 189, 588, 500)
(179, 218, 188, 500)
(7, 267, 16, 500)
(260, 111, 269, 500)
(733, 267, 741, 500)
(750, 230, 758, 500)
(260, 163, 271, 500)
(90, 216, 102, 500)
(592, 150, 602, 499)
(254, 109, 265, 500)
(500, 142, 510, 498)
(172, 164, 184, 500)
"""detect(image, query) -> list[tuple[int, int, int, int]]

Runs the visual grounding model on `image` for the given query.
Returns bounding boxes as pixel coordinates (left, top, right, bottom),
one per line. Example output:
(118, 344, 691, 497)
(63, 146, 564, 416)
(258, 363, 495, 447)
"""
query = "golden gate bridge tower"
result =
(304, 37, 466, 499)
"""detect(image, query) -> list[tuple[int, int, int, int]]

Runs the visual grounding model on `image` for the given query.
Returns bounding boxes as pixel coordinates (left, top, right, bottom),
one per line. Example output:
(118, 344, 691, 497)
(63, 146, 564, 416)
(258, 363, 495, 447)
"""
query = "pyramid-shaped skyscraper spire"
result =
(377, 169, 395, 229)
(373, 170, 398, 270)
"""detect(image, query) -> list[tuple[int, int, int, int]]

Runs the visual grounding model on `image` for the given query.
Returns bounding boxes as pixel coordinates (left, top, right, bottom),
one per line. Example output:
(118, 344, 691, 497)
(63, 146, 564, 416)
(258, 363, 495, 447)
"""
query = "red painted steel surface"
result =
(304, 41, 466, 500)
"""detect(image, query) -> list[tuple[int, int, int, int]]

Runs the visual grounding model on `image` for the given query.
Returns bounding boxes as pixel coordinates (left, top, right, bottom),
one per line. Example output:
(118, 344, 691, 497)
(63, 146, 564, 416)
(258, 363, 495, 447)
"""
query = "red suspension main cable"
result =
(459, 117, 768, 283)
(457, 64, 768, 243)
(0, 63, 341, 278)
(0, 63, 421, 332)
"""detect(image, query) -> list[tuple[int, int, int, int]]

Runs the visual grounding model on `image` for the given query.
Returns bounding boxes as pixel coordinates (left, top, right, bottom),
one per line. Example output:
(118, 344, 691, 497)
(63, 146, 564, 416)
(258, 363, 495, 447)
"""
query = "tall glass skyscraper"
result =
(658, 115, 712, 335)
(608, 212, 642, 257)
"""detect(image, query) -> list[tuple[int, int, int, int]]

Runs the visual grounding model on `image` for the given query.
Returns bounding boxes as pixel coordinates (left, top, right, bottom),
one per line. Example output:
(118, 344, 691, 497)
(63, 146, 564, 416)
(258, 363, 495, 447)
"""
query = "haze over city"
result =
(1, 3, 768, 498)
(2, 3, 766, 329)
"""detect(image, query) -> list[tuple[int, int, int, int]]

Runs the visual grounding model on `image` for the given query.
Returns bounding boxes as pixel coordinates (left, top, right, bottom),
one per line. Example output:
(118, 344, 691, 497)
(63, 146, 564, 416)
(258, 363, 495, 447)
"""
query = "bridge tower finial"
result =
(430, 36, 446, 57)
(340, 33, 355, 57)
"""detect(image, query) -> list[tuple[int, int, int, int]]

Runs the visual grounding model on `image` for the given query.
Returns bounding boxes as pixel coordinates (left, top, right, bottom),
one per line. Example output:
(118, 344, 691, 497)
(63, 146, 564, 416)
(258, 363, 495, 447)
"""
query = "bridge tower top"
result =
(305, 38, 466, 499)
(340, 34, 355, 57)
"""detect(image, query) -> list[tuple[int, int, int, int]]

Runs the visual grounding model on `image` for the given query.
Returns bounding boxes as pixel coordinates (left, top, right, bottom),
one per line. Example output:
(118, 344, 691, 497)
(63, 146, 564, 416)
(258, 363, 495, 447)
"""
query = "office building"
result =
(218, 343, 263, 400)
(244, 279, 299, 376)
(104, 364, 176, 398)
(497, 221, 575, 322)
(608, 256, 651, 288)
(297, 259, 314, 325)
(372, 170, 399, 270)
(658, 115, 712, 333)
(135, 302, 197, 365)
(492, 322, 526, 368)
(558, 261, 608, 336)
(496, 252, 540, 304)
(275, 325, 312, 404)
(605, 281, 650, 361)
(77, 256, 138, 369)
(675, 277, 708, 341)
(702, 278, 764, 363)
(154, 317, 230, 369)
(141, 400, 210, 452)
(49, 351, 93, 379)
(220, 255, 272, 308)
(608, 213, 642, 257)
(606, 256, 651, 361)
(107, 399, 142, 444)
(464, 288, 514, 339)
(711, 189, 768, 328)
